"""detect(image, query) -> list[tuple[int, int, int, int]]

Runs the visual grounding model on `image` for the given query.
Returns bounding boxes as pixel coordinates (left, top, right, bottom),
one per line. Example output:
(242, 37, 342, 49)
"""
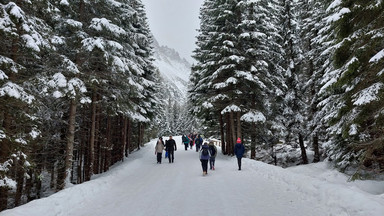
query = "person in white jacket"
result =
(155, 137, 165, 164)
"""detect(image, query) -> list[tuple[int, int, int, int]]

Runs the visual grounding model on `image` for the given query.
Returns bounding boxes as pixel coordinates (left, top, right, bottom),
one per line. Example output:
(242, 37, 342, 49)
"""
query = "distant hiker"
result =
(199, 142, 211, 175)
(189, 133, 194, 149)
(165, 135, 177, 163)
(155, 137, 165, 164)
(195, 135, 203, 152)
(208, 141, 217, 170)
(234, 138, 245, 170)
(190, 133, 196, 149)
(182, 135, 190, 151)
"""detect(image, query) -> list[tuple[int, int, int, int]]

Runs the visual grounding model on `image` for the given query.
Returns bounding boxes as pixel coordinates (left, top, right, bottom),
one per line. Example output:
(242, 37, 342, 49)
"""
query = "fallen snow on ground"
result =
(1, 136, 383, 216)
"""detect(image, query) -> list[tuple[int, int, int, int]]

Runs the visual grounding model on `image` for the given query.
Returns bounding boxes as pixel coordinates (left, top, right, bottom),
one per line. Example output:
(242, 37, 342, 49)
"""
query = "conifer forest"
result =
(1, 0, 384, 211)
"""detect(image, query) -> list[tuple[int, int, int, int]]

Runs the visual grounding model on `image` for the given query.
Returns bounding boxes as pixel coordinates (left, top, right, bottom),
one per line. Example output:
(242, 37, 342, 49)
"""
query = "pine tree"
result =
(320, 0, 384, 173)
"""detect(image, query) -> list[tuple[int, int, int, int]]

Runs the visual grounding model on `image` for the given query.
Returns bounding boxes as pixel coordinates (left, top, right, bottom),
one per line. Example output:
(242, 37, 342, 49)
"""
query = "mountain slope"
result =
(152, 39, 191, 99)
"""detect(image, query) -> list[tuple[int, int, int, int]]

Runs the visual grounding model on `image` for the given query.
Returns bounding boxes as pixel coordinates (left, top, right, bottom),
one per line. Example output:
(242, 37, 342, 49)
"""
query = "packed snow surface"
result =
(1, 136, 384, 216)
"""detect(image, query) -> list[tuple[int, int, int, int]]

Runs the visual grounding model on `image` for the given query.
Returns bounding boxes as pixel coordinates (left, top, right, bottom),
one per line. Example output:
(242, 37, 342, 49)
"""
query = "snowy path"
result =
(1, 136, 384, 216)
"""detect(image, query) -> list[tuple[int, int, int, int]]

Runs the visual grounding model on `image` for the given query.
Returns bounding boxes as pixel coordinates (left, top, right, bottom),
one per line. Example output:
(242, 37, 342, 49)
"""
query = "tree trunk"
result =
(236, 112, 242, 140)
(86, 92, 97, 181)
(94, 99, 101, 175)
(14, 156, 25, 206)
(104, 116, 112, 172)
(251, 123, 256, 159)
(0, 110, 11, 211)
(122, 117, 128, 160)
(25, 169, 33, 201)
(56, 129, 67, 190)
(230, 112, 236, 155)
(60, 99, 77, 189)
(219, 113, 226, 154)
(126, 118, 131, 156)
(137, 122, 141, 150)
(313, 134, 320, 163)
(299, 133, 308, 164)
(226, 113, 231, 155)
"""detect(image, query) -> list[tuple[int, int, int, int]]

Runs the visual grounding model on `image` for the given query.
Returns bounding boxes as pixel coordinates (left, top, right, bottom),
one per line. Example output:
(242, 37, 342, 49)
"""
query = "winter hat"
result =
(236, 138, 241, 143)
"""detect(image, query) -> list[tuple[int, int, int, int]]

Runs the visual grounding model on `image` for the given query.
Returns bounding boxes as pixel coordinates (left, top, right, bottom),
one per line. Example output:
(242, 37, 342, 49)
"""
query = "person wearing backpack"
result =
(182, 135, 190, 151)
(199, 142, 211, 176)
(234, 137, 245, 170)
(208, 141, 217, 170)
(195, 135, 203, 152)
(155, 137, 165, 164)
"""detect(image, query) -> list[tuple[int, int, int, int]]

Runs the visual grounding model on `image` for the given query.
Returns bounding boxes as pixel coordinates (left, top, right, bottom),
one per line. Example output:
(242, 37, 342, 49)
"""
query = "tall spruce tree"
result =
(320, 0, 384, 173)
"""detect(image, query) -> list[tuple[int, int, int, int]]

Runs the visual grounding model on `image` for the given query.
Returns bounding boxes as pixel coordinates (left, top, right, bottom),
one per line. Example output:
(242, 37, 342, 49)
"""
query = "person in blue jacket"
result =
(195, 135, 203, 152)
(234, 138, 245, 170)
(199, 142, 211, 175)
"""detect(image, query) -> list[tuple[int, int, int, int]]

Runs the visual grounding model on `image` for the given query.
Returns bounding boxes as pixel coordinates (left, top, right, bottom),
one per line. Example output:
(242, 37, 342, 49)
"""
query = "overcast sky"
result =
(141, 0, 204, 63)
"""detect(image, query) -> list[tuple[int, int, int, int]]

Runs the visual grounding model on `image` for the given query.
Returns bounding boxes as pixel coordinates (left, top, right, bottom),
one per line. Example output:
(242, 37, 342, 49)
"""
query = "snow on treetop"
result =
(65, 19, 83, 28)
(327, 0, 342, 12)
(0, 130, 5, 139)
(378, 68, 384, 77)
(213, 77, 238, 89)
(349, 124, 358, 136)
(89, 18, 126, 36)
(0, 69, 8, 80)
(369, 49, 384, 63)
(7, 2, 25, 21)
(352, 82, 384, 106)
(0, 82, 34, 104)
(202, 101, 213, 109)
(59, 0, 69, 6)
(106, 0, 123, 7)
(241, 110, 266, 123)
(221, 104, 241, 114)
(326, 7, 351, 23)
(0, 177, 16, 189)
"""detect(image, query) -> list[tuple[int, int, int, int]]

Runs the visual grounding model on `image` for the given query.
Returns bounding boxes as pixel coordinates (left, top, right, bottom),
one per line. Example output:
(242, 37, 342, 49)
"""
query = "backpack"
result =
(202, 148, 209, 156)
(182, 136, 187, 142)
(195, 138, 201, 145)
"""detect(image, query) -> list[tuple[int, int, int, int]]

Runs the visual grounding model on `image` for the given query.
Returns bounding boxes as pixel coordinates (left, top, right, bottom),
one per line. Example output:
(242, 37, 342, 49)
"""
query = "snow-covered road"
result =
(1, 136, 384, 216)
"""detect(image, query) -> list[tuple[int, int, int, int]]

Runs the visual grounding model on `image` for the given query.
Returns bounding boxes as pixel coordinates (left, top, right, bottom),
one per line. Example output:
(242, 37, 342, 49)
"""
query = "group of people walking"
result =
(155, 136, 177, 164)
(155, 135, 245, 175)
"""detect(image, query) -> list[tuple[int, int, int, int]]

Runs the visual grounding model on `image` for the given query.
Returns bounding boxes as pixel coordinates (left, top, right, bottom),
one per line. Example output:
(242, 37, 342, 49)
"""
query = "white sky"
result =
(141, 0, 205, 63)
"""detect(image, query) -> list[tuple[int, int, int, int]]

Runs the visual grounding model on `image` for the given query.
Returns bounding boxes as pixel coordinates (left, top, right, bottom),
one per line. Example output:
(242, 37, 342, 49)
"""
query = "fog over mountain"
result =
(152, 39, 191, 100)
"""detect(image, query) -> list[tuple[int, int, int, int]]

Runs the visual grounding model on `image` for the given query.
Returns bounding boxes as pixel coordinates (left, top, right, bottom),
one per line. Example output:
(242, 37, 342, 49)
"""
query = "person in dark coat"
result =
(165, 135, 177, 163)
(199, 142, 211, 175)
(155, 137, 165, 164)
(195, 135, 203, 152)
(234, 138, 245, 170)
(208, 141, 217, 170)
(182, 135, 190, 151)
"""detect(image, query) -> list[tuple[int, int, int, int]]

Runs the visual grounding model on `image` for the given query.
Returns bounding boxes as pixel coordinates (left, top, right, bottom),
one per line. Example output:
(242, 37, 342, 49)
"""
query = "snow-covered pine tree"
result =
(192, 0, 275, 155)
(320, 0, 384, 175)
(127, 0, 160, 146)
(278, 0, 308, 164)
(0, 0, 53, 209)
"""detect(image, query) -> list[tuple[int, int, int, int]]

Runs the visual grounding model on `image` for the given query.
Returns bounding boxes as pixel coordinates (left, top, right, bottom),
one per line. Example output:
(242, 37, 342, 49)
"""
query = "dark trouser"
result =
(184, 143, 189, 150)
(157, 153, 162, 163)
(168, 150, 174, 163)
(196, 144, 201, 152)
(209, 157, 215, 169)
(237, 157, 242, 170)
(200, 159, 208, 172)
(190, 142, 193, 149)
